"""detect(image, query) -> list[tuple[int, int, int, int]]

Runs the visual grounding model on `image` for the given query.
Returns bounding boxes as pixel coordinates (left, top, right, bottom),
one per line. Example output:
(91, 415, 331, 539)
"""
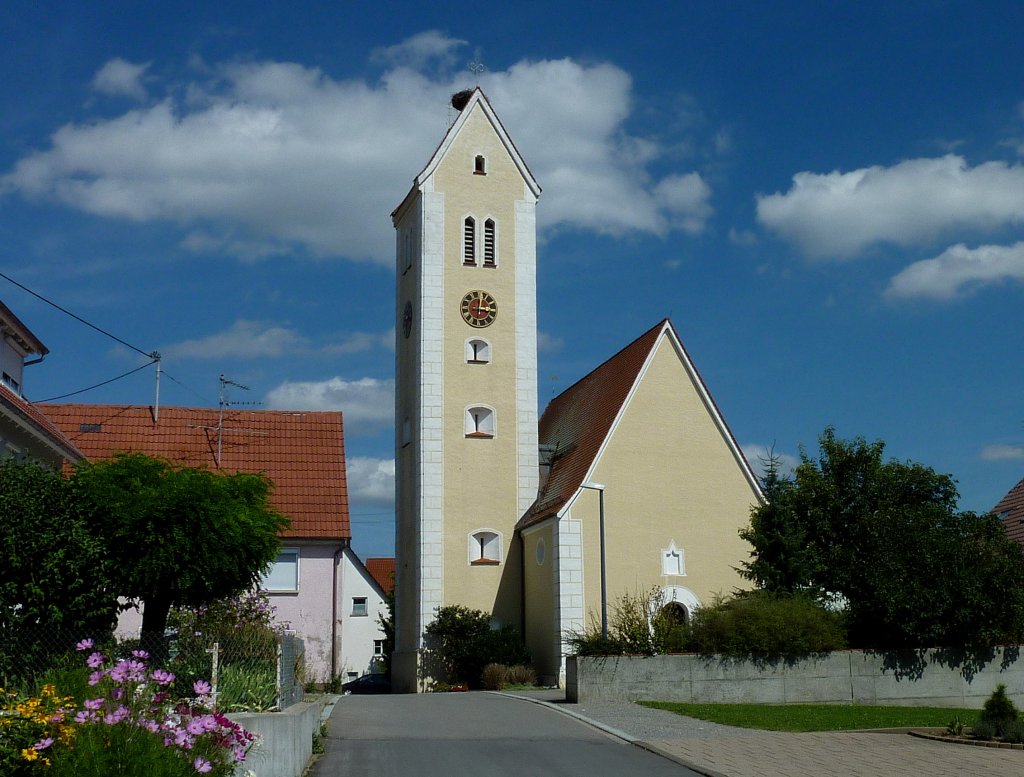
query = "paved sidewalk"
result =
(502, 691, 1024, 777)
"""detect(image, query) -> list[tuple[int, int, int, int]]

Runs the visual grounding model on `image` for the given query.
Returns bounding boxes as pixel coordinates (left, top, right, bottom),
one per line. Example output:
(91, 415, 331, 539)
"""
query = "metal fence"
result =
(0, 627, 305, 711)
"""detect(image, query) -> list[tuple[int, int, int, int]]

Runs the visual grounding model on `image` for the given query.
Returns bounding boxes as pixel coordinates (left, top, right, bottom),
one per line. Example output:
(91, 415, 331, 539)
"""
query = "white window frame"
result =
(465, 405, 496, 438)
(261, 547, 300, 593)
(351, 596, 368, 617)
(465, 338, 492, 364)
(662, 541, 685, 577)
(468, 529, 502, 565)
(463, 216, 477, 265)
(483, 218, 497, 267)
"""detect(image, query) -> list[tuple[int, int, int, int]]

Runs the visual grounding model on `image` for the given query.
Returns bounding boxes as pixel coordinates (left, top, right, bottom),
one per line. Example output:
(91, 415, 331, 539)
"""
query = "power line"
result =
(34, 359, 157, 402)
(0, 270, 155, 359)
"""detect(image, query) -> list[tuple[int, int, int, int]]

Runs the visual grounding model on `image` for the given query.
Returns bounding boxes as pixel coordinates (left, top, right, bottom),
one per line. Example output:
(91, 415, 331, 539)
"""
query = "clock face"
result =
(403, 301, 413, 338)
(460, 290, 497, 328)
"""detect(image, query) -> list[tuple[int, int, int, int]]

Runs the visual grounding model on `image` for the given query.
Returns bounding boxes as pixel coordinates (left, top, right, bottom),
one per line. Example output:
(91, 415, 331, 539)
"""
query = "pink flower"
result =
(132, 649, 149, 660)
(88, 671, 104, 686)
(76, 638, 94, 651)
(193, 680, 211, 695)
(151, 669, 175, 685)
(193, 757, 213, 773)
(87, 652, 105, 668)
(33, 738, 54, 751)
(84, 698, 104, 711)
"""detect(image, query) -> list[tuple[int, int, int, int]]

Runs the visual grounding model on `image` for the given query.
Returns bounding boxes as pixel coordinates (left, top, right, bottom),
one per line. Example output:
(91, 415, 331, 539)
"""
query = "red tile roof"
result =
(39, 403, 349, 541)
(365, 557, 395, 595)
(0, 383, 83, 462)
(995, 477, 1024, 545)
(518, 319, 759, 530)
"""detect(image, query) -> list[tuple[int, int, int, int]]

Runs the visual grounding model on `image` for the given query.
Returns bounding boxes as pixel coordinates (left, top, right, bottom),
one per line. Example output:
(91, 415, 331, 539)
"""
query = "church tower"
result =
(391, 89, 541, 691)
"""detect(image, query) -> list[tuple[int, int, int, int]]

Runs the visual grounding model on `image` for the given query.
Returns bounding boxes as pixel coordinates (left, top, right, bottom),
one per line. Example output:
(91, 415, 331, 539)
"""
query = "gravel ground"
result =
(503, 690, 759, 741)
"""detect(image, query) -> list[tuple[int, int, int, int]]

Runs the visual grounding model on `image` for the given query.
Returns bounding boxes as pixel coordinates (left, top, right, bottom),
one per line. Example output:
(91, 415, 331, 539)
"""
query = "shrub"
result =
(505, 665, 537, 687)
(971, 719, 999, 740)
(480, 663, 508, 690)
(566, 588, 664, 656)
(1003, 720, 1024, 744)
(688, 591, 846, 659)
(980, 684, 1018, 725)
(423, 606, 531, 688)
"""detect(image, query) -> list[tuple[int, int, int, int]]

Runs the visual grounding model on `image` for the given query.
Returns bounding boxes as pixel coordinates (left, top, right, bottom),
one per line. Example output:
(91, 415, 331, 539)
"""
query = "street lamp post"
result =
(580, 481, 607, 641)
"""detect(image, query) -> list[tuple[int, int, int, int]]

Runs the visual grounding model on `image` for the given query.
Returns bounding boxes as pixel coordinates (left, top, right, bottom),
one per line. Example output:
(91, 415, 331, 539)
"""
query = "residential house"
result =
(40, 402, 383, 682)
(0, 300, 82, 469)
(995, 477, 1024, 545)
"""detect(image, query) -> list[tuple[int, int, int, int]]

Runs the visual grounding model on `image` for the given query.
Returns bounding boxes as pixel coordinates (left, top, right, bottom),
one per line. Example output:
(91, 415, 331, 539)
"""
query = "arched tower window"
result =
(465, 405, 495, 438)
(474, 155, 487, 175)
(468, 529, 501, 565)
(463, 217, 476, 265)
(483, 219, 496, 267)
(465, 338, 491, 364)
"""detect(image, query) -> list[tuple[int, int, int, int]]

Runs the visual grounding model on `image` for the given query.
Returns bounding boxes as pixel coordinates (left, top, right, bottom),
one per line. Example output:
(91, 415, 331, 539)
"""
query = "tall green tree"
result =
(740, 428, 1024, 666)
(0, 459, 118, 679)
(73, 452, 288, 642)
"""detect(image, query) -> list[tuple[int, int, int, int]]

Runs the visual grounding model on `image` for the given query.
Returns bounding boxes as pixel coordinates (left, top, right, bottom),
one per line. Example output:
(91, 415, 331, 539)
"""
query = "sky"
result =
(2, 1, 1023, 559)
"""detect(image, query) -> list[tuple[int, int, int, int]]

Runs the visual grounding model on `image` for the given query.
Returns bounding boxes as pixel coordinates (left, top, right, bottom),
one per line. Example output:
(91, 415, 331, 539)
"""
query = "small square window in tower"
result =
(483, 219, 496, 267)
(474, 155, 486, 175)
(465, 338, 491, 364)
(463, 217, 476, 265)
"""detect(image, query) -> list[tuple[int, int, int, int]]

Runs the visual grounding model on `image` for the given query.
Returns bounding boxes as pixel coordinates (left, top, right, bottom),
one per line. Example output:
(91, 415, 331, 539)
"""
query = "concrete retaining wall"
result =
(566, 649, 1024, 708)
(228, 701, 321, 777)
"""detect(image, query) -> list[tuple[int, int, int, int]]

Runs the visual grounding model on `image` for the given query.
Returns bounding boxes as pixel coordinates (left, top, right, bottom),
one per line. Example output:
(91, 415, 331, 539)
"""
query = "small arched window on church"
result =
(469, 529, 501, 565)
(483, 219, 496, 267)
(474, 155, 486, 175)
(463, 216, 476, 265)
(662, 541, 685, 576)
(465, 405, 495, 438)
(465, 338, 491, 364)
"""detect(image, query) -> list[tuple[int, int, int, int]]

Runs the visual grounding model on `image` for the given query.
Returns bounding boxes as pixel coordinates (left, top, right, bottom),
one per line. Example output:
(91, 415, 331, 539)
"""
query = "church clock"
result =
(460, 290, 497, 328)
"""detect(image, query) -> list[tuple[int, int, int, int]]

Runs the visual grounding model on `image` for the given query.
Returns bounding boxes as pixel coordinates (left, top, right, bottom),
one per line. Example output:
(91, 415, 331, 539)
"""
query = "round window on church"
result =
(535, 538, 545, 566)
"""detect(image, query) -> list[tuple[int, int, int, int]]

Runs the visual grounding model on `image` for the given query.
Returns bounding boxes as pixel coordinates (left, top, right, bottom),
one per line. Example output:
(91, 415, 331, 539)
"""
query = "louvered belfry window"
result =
(483, 219, 496, 267)
(463, 217, 476, 265)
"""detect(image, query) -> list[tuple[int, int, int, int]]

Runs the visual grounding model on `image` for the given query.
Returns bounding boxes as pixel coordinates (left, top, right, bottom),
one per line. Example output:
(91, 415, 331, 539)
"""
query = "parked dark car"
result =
(342, 673, 391, 695)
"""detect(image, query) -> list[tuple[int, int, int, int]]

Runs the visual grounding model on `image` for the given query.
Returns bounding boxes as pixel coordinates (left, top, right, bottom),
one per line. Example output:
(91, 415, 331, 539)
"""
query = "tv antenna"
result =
(213, 374, 259, 466)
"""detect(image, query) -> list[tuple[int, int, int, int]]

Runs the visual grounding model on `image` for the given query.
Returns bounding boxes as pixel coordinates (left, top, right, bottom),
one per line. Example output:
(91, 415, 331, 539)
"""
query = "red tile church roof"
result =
(40, 403, 349, 541)
(995, 477, 1024, 546)
(518, 319, 758, 530)
(518, 321, 667, 529)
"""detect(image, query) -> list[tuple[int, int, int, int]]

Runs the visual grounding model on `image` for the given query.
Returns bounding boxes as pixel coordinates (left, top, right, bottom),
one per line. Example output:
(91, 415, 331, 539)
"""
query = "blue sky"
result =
(3, 2, 1023, 559)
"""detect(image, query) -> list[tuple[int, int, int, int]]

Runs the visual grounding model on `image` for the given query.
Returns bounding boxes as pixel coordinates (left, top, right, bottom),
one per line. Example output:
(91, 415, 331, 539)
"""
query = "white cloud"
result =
(756, 155, 1024, 258)
(885, 242, 1024, 300)
(264, 376, 393, 434)
(981, 444, 1024, 461)
(92, 58, 150, 100)
(741, 443, 800, 479)
(2, 34, 712, 263)
(323, 329, 394, 355)
(652, 172, 712, 234)
(537, 331, 564, 353)
(163, 319, 306, 359)
(346, 457, 395, 506)
(370, 30, 465, 70)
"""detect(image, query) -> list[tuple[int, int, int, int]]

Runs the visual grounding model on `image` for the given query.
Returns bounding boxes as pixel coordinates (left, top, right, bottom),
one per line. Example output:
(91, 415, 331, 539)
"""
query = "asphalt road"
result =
(311, 692, 704, 777)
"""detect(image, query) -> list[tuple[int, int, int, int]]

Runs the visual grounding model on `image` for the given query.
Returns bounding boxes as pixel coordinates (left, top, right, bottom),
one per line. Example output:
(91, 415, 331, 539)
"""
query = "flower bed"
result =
(0, 638, 256, 776)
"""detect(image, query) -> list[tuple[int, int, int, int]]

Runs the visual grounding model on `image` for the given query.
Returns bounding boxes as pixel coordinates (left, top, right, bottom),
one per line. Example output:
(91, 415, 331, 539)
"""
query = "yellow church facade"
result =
(392, 88, 762, 690)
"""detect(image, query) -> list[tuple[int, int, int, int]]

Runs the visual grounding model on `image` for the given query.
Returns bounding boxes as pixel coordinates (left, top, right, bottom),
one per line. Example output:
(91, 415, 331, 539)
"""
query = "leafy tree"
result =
(740, 428, 1024, 669)
(0, 459, 118, 680)
(73, 452, 288, 645)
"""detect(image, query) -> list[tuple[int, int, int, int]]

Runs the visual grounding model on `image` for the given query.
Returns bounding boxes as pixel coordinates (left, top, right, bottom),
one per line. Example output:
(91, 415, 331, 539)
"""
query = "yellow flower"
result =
(21, 746, 39, 761)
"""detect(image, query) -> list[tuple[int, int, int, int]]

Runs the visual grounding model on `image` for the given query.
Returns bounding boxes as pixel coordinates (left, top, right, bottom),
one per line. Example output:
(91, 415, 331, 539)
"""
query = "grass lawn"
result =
(637, 701, 978, 732)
